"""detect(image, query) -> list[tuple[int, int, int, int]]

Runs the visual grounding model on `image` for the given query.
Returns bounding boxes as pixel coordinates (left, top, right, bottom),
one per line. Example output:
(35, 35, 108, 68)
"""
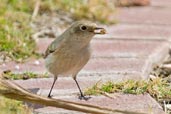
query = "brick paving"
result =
(106, 24, 171, 39)
(151, 0, 171, 7)
(34, 94, 164, 114)
(2, 0, 171, 113)
(114, 7, 171, 25)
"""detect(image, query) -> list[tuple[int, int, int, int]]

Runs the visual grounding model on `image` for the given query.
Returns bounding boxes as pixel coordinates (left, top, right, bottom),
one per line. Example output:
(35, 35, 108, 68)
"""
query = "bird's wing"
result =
(44, 44, 55, 58)
(44, 36, 64, 58)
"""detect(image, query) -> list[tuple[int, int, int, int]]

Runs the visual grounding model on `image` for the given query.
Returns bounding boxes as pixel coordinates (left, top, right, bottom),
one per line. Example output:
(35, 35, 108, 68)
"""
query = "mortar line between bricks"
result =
(94, 37, 170, 42)
(119, 21, 171, 26)
(141, 41, 170, 79)
(114, 22, 171, 28)
(150, 5, 171, 9)
(91, 56, 140, 59)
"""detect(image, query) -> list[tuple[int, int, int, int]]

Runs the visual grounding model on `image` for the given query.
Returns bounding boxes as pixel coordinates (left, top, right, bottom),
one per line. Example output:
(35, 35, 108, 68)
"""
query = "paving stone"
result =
(0, 58, 46, 74)
(84, 58, 145, 76)
(0, 57, 141, 75)
(0, 57, 146, 80)
(35, 38, 53, 54)
(151, 0, 171, 7)
(114, 7, 171, 25)
(33, 94, 165, 114)
(1, 38, 169, 80)
(14, 77, 98, 90)
(2, 1, 170, 114)
(35, 38, 169, 59)
(34, 106, 83, 114)
(92, 39, 168, 58)
(14, 70, 147, 96)
(102, 24, 171, 39)
(36, 37, 170, 58)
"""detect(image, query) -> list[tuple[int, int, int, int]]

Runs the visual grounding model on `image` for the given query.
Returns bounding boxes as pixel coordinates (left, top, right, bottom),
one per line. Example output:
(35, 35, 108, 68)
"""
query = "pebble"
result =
(34, 60, 40, 65)
(15, 65, 20, 70)
(2, 63, 6, 67)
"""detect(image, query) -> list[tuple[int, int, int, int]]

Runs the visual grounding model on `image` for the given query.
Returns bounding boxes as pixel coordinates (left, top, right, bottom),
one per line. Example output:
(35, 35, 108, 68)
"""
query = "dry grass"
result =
(0, 0, 36, 62)
(0, 1, 116, 113)
(0, 96, 32, 114)
(0, 79, 146, 114)
(85, 78, 171, 101)
(0, 0, 115, 62)
(34, 0, 116, 24)
(2, 71, 49, 80)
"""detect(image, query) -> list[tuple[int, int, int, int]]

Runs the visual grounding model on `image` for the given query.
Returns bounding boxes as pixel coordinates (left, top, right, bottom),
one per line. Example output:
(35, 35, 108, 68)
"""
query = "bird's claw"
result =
(78, 95, 91, 101)
(48, 95, 53, 98)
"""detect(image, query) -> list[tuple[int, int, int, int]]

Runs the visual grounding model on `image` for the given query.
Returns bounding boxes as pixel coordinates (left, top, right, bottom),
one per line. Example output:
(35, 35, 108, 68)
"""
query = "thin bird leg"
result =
(73, 76, 91, 100)
(48, 76, 57, 98)
(74, 78, 84, 97)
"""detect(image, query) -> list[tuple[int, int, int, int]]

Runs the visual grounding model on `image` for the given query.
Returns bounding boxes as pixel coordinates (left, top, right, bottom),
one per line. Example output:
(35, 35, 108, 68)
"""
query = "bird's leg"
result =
(73, 76, 91, 100)
(48, 76, 57, 98)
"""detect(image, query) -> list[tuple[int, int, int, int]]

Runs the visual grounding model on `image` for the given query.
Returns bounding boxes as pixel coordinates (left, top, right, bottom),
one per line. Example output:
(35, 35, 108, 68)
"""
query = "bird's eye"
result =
(80, 25, 87, 31)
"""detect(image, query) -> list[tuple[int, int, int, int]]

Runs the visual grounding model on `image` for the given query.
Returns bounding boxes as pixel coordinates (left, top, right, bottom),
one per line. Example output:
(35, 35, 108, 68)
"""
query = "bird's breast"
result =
(45, 45, 91, 76)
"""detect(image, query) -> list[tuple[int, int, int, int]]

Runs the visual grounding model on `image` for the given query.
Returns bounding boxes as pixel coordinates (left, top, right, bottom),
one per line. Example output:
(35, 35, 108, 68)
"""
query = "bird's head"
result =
(71, 21, 106, 36)
(66, 21, 106, 43)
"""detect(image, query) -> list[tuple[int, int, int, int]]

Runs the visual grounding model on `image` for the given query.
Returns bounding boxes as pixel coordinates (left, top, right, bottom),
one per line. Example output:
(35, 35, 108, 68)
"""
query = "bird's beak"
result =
(93, 27, 106, 34)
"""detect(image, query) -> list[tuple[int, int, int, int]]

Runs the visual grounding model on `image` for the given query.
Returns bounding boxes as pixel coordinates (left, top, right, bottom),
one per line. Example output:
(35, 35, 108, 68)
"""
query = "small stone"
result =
(23, 75, 29, 80)
(23, 43, 26, 47)
(161, 64, 171, 70)
(2, 63, 6, 67)
(15, 65, 20, 70)
(149, 74, 157, 80)
(166, 104, 171, 110)
(34, 60, 40, 65)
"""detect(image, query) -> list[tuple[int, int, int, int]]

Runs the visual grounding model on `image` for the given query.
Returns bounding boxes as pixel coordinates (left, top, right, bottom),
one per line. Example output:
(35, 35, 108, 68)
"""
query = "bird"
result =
(44, 21, 106, 100)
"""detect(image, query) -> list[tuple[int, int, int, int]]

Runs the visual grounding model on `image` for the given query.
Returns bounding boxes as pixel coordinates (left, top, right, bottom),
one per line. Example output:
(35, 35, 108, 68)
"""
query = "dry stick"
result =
(31, 0, 40, 20)
(0, 79, 146, 114)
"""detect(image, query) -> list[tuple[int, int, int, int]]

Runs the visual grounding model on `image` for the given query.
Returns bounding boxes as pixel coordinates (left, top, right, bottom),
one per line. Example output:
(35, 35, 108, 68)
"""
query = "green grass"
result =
(0, 0, 36, 62)
(0, 0, 116, 62)
(56, 0, 116, 24)
(0, 96, 32, 114)
(0, 1, 116, 113)
(33, 0, 116, 24)
(0, 0, 115, 62)
(3, 71, 49, 80)
(85, 78, 171, 101)
(1, 71, 49, 114)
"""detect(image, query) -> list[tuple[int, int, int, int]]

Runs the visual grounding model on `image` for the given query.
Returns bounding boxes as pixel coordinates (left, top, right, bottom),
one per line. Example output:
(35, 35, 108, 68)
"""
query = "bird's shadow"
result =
(24, 88, 44, 109)
(25, 88, 92, 109)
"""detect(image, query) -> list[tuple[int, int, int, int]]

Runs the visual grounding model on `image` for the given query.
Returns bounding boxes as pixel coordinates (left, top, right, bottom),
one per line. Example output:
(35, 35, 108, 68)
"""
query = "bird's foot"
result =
(48, 94, 53, 98)
(78, 95, 91, 101)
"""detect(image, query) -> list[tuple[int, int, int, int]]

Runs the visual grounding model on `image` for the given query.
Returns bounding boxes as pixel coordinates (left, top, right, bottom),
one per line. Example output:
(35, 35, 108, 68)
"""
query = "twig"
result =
(0, 79, 146, 114)
(32, 0, 40, 20)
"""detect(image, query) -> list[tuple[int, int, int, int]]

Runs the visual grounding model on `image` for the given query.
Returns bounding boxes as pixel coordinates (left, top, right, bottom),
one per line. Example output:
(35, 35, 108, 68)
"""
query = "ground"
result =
(1, 0, 171, 114)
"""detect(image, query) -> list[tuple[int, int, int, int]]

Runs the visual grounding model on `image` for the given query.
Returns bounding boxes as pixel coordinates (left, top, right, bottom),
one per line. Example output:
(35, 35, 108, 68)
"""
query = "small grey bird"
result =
(44, 21, 106, 100)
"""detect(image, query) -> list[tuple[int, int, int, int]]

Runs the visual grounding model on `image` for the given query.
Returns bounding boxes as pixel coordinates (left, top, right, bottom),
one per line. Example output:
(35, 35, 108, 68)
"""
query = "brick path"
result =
(1, 0, 171, 113)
